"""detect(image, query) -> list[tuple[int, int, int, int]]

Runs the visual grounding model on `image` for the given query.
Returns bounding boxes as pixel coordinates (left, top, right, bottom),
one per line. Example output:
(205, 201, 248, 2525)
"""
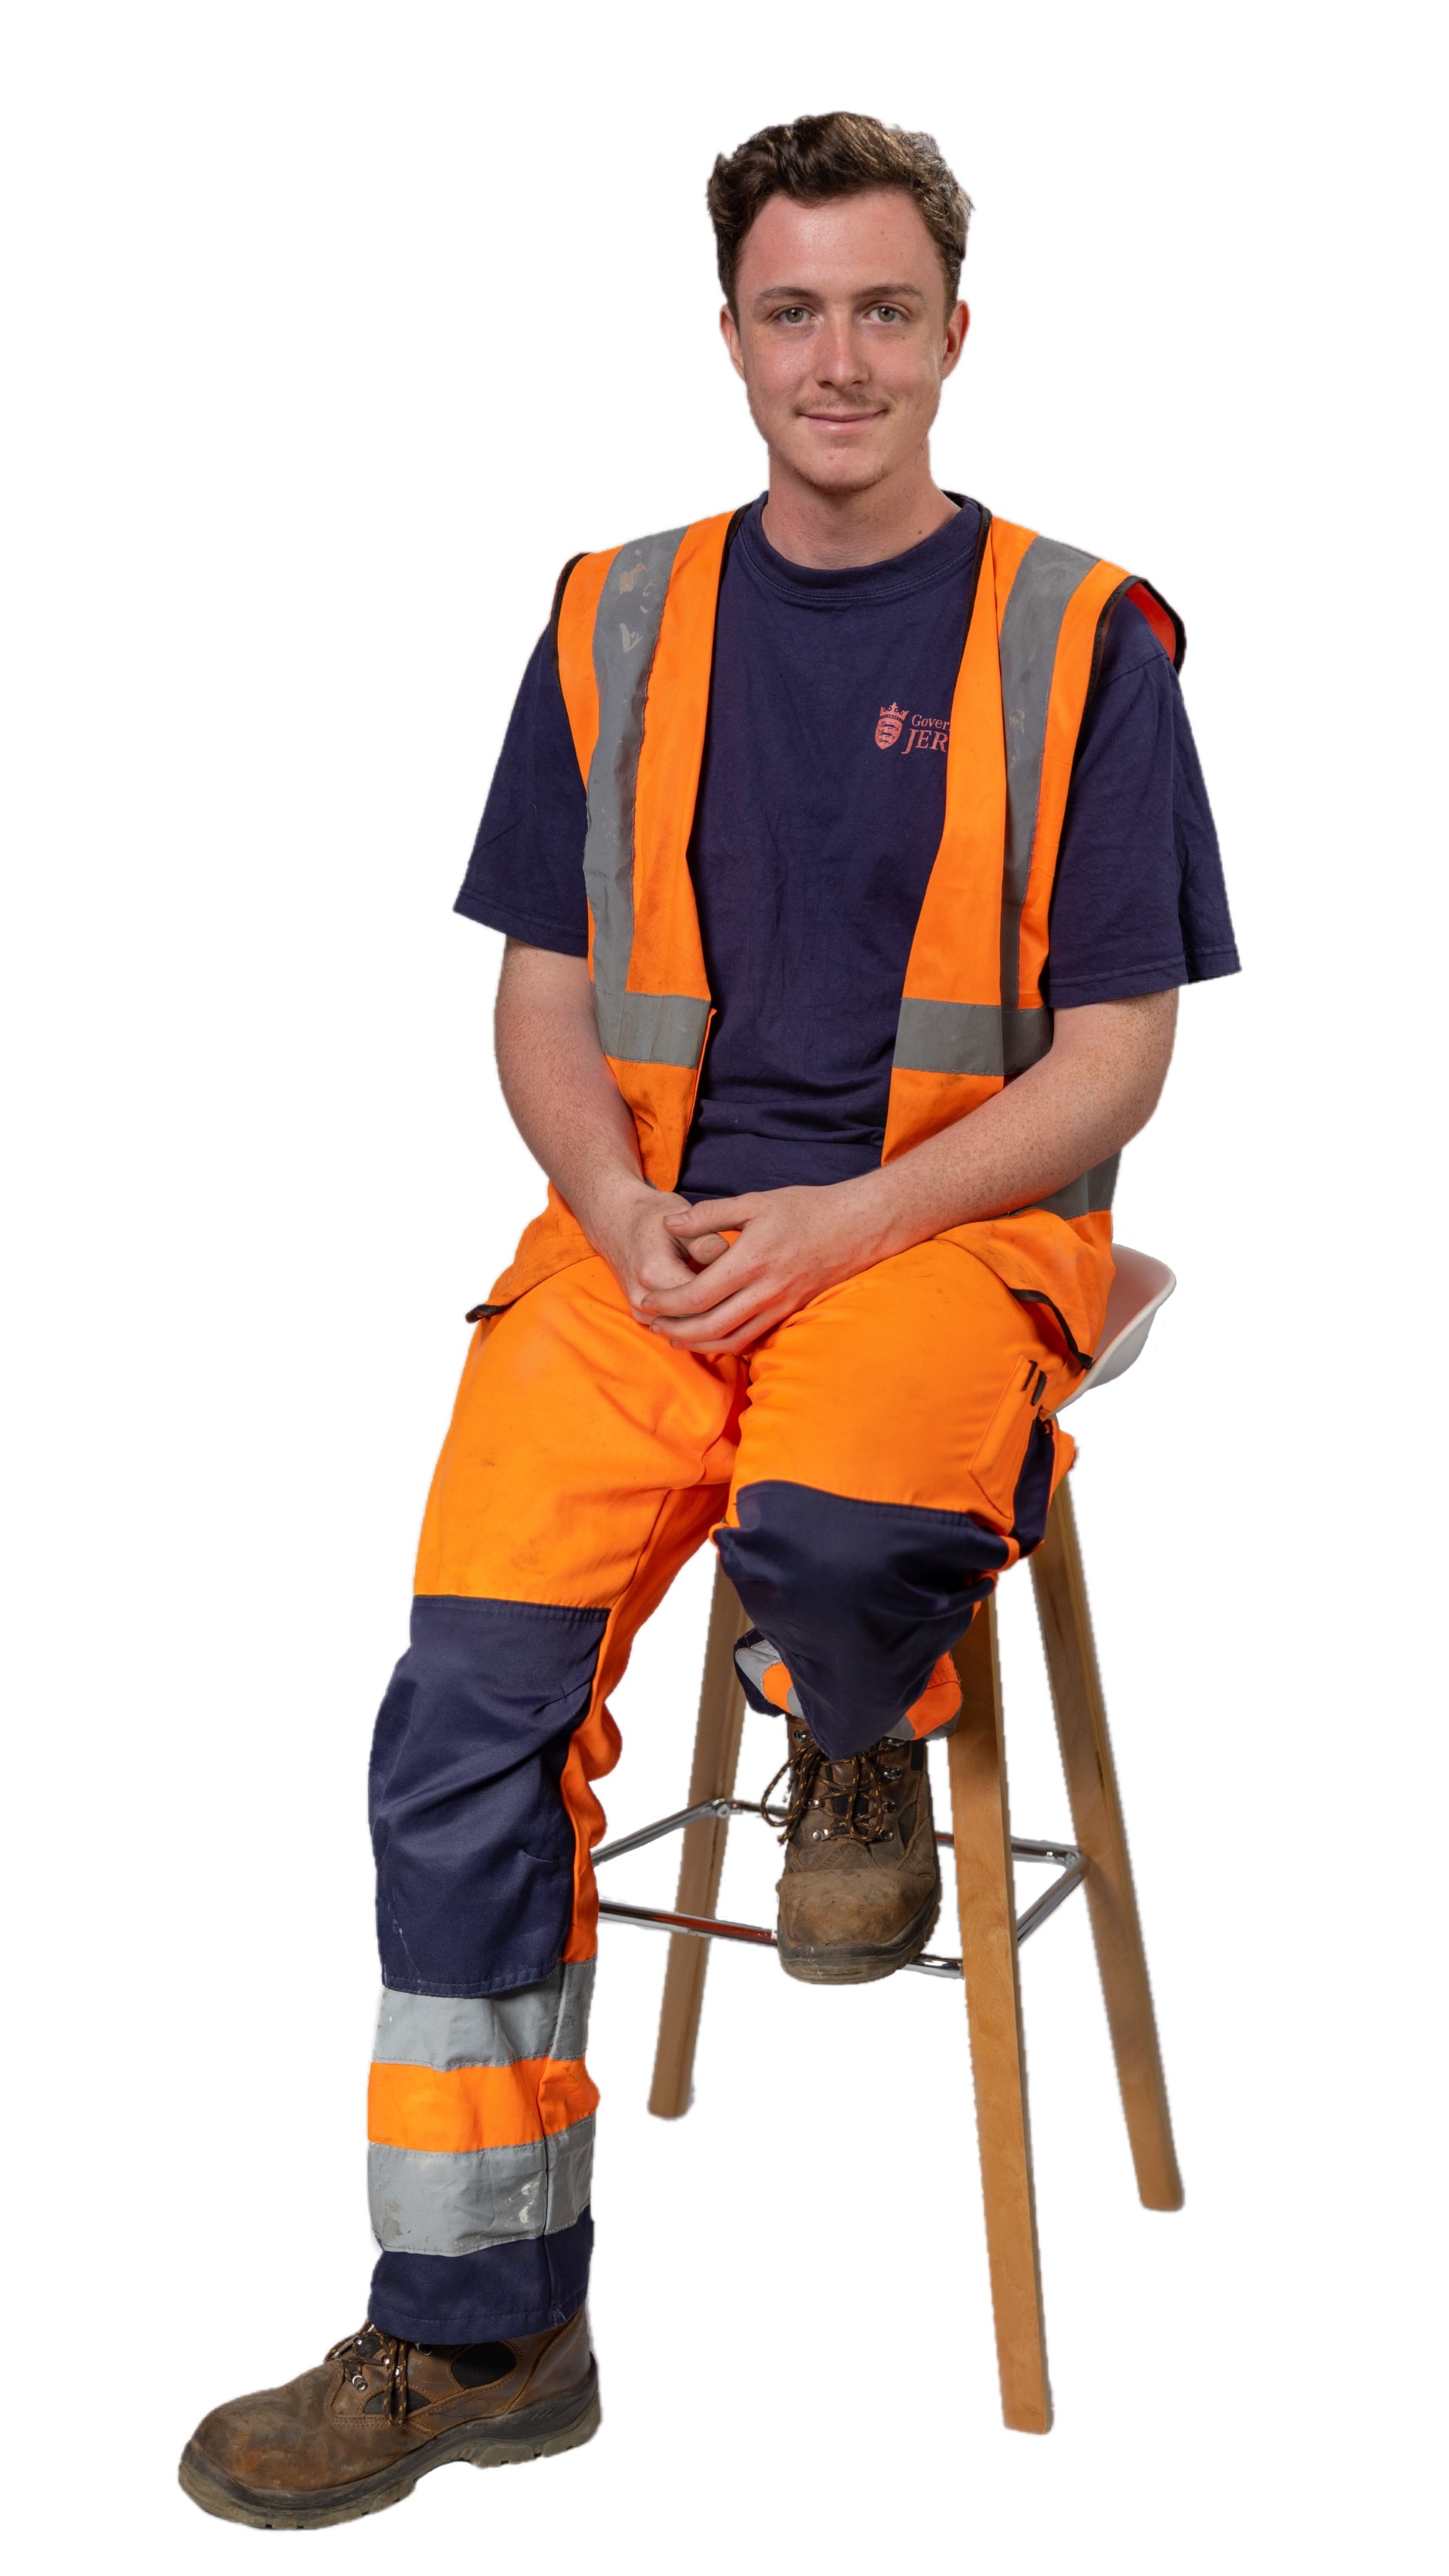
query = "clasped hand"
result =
(601, 1178, 886, 1356)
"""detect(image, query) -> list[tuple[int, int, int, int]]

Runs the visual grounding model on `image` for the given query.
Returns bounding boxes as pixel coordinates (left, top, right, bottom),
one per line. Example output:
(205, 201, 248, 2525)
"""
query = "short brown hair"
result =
(708, 112, 971, 313)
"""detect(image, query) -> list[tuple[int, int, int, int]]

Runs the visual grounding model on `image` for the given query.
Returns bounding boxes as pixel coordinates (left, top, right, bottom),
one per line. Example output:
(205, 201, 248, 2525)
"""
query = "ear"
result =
(941, 299, 970, 378)
(719, 302, 746, 381)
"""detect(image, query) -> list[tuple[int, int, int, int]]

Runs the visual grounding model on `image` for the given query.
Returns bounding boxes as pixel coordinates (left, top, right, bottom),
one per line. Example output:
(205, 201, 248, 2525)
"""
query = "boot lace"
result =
(328, 2324, 413, 2430)
(762, 1720, 907, 1848)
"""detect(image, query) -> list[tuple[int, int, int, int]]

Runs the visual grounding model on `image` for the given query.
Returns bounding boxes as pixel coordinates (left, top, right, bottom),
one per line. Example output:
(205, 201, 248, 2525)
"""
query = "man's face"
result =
(721, 188, 968, 497)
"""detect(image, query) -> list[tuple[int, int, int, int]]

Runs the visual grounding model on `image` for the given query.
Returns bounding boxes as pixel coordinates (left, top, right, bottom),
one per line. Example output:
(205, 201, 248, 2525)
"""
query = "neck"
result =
(759, 448, 957, 570)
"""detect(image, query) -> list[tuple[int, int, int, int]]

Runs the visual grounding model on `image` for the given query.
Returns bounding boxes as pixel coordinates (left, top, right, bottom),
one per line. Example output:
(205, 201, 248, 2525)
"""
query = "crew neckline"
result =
(735, 491, 981, 607)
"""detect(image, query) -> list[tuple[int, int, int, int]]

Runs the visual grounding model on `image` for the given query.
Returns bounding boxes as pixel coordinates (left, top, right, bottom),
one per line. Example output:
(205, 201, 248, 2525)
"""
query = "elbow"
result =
(1113, 1018, 1178, 1152)
(1124, 1045, 1174, 1143)
(1138, 991, 1180, 1123)
(1056, 989, 1178, 1161)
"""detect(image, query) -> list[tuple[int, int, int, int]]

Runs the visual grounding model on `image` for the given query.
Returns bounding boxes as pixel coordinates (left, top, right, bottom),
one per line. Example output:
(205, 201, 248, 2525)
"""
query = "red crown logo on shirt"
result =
(875, 703, 907, 750)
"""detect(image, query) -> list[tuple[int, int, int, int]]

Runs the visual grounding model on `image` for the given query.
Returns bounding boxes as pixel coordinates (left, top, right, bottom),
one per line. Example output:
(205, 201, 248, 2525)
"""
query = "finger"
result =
(656, 1314, 784, 1354)
(653, 1316, 772, 1354)
(633, 1244, 710, 1294)
(664, 1197, 758, 1236)
(637, 1247, 758, 1318)
(682, 1230, 730, 1267)
(649, 1283, 777, 1344)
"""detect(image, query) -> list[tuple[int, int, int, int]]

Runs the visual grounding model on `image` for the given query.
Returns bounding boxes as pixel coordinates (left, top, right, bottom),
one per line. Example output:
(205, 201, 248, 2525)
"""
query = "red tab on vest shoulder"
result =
(1125, 578, 1185, 670)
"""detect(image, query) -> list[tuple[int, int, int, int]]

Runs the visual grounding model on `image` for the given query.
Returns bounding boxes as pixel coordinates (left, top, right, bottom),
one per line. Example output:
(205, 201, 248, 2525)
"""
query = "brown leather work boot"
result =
(178, 2309, 599, 2529)
(766, 1718, 941, 1984)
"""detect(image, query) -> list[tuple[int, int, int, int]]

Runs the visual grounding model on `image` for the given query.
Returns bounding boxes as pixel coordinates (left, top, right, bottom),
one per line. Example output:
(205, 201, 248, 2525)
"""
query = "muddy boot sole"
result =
(777, 1881, 941, 1987)
(177, 2365, 601, 2530)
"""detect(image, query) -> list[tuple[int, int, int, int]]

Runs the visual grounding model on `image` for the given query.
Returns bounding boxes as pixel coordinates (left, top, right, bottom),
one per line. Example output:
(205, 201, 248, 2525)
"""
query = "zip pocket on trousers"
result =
(971, 1354, 1041, 1494)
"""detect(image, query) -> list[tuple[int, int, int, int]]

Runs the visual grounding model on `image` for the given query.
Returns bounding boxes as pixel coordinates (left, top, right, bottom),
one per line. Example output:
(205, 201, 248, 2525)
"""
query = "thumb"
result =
(683, 1230, 730, 1267)
(665, 1196, 751, 1235)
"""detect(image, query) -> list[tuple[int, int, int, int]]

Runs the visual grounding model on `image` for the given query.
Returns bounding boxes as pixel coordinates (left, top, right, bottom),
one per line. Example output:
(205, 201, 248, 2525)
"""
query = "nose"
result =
(813, 313, 869, 390)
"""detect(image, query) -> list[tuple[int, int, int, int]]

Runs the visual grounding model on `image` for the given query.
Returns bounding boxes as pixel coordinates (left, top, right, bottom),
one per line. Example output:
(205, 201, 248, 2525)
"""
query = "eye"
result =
(869, 303, 908, 323)
(772, 305, 810, 326)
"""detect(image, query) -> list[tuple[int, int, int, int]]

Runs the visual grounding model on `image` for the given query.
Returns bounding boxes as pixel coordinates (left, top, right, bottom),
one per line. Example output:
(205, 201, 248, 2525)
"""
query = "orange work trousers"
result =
(365, 1224, 1104, 2347)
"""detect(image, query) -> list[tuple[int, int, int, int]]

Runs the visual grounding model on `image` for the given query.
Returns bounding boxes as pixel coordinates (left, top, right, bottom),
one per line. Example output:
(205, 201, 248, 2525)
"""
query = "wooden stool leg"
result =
(947, 1599, 1052, 2434)
(1029, 1477, 1184, 2211)
(648, 1562, 751, 2119)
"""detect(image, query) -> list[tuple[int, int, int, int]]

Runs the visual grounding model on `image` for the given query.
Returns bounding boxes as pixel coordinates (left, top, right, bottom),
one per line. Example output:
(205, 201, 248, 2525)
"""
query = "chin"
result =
(791, 444, 894, 497)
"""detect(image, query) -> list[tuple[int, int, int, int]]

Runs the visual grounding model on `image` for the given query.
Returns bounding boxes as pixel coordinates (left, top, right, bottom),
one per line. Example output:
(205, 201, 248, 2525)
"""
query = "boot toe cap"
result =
(777, 1869, 937, 1951)
(187, 2368, 336, 2489)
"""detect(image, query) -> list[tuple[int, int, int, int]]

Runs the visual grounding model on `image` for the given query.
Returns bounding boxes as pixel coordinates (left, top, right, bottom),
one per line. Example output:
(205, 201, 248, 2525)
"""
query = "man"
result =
(181, 111, 1237, 2527)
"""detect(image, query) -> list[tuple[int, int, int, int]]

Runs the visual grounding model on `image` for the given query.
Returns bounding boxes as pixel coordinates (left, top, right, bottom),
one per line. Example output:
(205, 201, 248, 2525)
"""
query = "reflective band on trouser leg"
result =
(366, 1253, 743, 2345)
(887, 1655, 964, 1744)
(367, 1967, 599, 2344)
(365, 1599, 610, 2343)
(735, 1630, 961, 1742)
(733, 1630, 802, 1717)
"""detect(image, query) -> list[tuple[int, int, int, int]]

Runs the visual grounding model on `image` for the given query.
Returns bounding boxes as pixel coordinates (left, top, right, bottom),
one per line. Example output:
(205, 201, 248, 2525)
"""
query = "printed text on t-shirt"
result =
(875, 703, 950, 755)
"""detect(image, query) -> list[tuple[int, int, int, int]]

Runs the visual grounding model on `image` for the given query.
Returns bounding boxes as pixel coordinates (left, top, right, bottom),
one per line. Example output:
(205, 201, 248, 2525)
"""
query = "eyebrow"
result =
(750, 280, 927, 306)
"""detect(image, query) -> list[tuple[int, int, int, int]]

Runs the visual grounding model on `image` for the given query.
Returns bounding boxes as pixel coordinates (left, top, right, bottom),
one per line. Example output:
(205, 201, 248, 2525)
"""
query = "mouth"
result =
(798, 408, 885, 433)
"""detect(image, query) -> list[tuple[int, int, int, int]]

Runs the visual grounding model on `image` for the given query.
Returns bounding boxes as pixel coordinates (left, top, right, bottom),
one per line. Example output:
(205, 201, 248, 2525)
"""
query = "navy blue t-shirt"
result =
(456, 497, 1238, 1197)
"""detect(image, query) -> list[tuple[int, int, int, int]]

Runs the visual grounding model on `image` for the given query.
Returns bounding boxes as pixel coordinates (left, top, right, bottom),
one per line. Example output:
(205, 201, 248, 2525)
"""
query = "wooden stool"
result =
(593, 1247, 1183, 2433)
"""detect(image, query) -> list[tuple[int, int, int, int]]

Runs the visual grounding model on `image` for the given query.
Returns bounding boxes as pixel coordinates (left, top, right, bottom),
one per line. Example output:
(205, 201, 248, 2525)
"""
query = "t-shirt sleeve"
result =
(453, 628, 589, 954)
(1042, 598, 1240, 1008)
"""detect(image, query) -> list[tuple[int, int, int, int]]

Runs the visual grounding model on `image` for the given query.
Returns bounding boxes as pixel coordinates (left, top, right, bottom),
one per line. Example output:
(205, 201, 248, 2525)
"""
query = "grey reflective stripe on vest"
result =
(999, 535, 1098, 1015)
(893, 998, 1054, 1080)
(893, 998, 1001, 1076)
(608, 990, 711, 1064)
(1000, 544, 1118, 1211)
(1004, 1004, 1052, 1079)
(891, 536, 1098, 1091)
(369, 2116, 595, 2257)
(583, 528, 710, 1067)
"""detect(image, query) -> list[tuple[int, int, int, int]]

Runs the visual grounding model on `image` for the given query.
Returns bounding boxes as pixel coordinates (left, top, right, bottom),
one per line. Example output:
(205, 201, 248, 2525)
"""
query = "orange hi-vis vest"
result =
(483, 505, 1183, 1325)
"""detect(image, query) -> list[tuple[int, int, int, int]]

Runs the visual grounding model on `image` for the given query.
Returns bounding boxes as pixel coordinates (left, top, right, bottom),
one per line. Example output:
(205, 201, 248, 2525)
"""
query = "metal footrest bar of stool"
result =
(594, 1797, 1087, 1976)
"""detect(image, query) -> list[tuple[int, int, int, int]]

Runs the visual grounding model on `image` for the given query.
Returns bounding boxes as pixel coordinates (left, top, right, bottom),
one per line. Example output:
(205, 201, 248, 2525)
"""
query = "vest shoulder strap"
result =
(551, 507, 754, 787)
(552, 542, 621, 783)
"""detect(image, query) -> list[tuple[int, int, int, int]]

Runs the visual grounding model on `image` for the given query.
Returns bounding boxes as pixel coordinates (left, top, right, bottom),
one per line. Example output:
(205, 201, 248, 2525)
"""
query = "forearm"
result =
(648, 992, 1180, 1352)
(495, 940, 730, 1311)
(836, 991, 1179, 1261)
(494, 940, 649, 1240)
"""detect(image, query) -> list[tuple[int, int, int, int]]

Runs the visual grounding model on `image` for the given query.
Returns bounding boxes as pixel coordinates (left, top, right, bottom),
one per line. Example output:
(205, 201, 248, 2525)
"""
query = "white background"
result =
(2, 2, 1442, 2568)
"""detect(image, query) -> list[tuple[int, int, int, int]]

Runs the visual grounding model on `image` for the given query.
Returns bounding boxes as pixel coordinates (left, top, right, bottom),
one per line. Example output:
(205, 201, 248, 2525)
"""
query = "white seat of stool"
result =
(1055, 1243, 1175, 1410)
